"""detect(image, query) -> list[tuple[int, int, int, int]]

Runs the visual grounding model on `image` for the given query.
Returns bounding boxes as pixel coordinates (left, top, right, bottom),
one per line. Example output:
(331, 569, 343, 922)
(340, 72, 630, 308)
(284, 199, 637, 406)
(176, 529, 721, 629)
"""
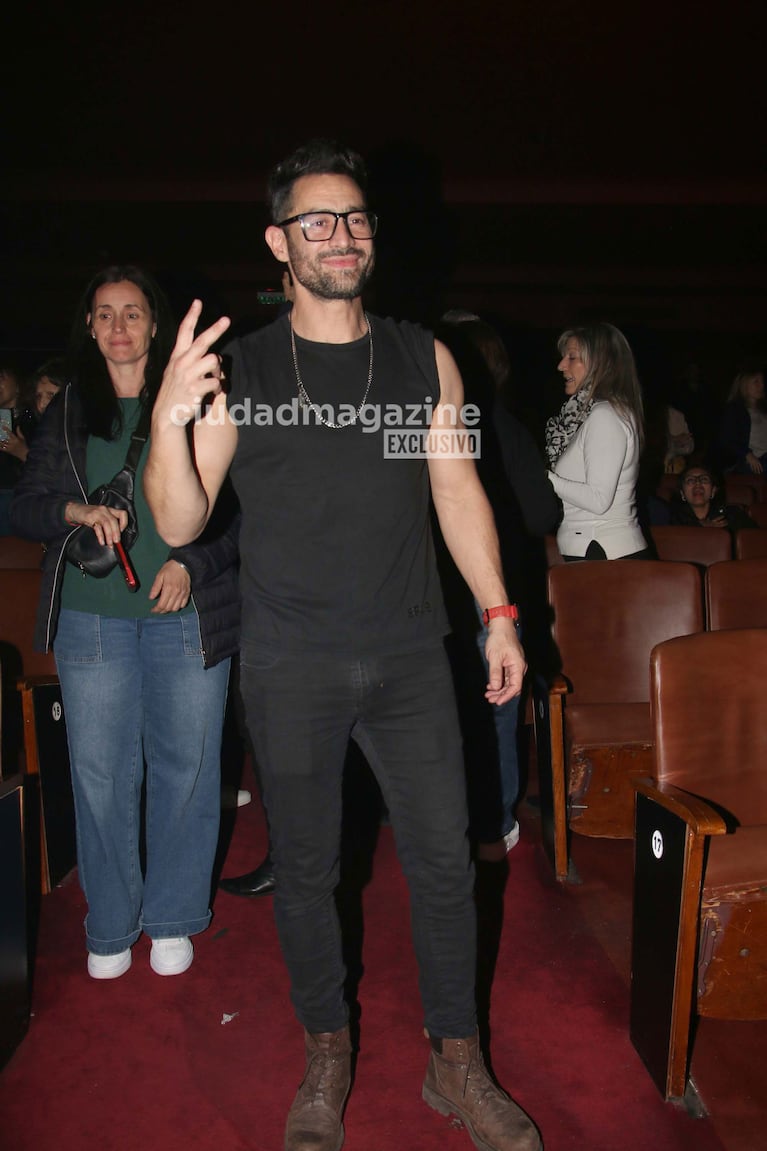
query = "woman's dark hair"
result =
(27, 356, 68, 393)
(267, 139, 368, 224)
(436, 311, 511, 413)
(19, 356, 67, 415)
(68, 265, 174, 439)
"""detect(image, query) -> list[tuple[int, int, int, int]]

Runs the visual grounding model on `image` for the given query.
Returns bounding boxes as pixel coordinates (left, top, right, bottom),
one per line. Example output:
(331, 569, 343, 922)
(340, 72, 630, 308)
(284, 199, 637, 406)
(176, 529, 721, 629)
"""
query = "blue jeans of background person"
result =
(238, 640, 476, 1039)
(475, 605, 520, 840)
(54, 608, 230, 956)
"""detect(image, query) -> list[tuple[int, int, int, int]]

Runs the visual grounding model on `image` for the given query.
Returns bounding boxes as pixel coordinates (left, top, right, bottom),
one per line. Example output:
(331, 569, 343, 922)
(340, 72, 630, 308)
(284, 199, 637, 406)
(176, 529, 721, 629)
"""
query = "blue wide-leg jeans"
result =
(239, 640, 477, 1039)
(54, 608, 230, 956)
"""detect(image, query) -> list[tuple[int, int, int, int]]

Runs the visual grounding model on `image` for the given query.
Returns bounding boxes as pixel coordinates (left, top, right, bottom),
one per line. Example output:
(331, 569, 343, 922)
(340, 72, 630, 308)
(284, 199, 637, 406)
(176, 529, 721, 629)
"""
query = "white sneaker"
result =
(150, 936, 194, 976)
(503, 821, 520, 853)
(236, 789, 252, 807)
(88, 949, 132, 980)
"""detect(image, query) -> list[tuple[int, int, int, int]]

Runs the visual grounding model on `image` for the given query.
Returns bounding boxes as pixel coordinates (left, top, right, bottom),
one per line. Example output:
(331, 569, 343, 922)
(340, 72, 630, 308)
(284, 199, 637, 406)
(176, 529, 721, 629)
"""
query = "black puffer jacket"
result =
(10, 384, 240, 667)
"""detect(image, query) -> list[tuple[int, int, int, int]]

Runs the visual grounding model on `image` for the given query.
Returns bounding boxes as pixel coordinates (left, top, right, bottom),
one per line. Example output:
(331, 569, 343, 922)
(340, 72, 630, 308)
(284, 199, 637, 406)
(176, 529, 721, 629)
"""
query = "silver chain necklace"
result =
(290, 313, 374, 429)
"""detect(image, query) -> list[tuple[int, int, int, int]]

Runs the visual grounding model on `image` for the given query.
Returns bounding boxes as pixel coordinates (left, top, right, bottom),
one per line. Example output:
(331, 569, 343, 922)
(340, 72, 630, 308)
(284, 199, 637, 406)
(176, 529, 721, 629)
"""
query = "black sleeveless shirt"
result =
(225, 312, 448, 654)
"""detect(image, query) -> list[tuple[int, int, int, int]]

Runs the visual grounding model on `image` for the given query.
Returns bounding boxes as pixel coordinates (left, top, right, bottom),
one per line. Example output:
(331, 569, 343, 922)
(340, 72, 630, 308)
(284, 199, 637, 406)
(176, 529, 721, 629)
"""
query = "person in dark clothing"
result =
(16, 357, 66, 447)
(219, 671, 276, 897)
(0, 365, 25, 533)
(144, 141, 541, 1151)
(437, 312, 560, 860)
(11, 265, 239, 982)
(669, 464, 755, 531)
(713, 367, 767, 475)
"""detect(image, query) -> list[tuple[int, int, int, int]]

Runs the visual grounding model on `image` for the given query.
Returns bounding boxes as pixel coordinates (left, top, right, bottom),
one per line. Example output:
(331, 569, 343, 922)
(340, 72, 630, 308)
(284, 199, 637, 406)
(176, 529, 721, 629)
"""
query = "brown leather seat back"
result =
(548, 560, 704, 706)
(0, 568, 56, 679)
(0, 536, 45, 569)
(651, 525, 732, 566)
(650, 629, 767, 826)
(747, 503, 767, 529)
(0, 568, 56, 779)
(544, 533, 564, 567)
(724, 476, 758, 507)
(705, 558, 767, 630)
(735, 528, 767, 560)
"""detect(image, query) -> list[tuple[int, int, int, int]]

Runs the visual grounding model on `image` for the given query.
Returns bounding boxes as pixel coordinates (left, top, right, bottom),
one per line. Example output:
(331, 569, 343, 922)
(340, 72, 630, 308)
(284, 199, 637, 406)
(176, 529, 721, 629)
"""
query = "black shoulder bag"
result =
(64, 405, 152, 590)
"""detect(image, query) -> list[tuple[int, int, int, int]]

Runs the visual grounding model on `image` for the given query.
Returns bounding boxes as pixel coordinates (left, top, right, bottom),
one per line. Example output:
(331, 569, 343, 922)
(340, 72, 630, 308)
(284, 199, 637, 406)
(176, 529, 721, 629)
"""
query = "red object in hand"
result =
(114, 540, 139, 592)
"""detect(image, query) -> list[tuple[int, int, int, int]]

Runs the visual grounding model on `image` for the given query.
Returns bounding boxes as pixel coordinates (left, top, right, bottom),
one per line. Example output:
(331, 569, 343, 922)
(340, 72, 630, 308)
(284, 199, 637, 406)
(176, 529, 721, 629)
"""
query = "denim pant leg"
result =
(140, 612, 230, 939)
(238, 643, 356, 1034)
(353, 645, 477, 1039)
(54, 610, 145, 955)
(475, 607, 521, 839)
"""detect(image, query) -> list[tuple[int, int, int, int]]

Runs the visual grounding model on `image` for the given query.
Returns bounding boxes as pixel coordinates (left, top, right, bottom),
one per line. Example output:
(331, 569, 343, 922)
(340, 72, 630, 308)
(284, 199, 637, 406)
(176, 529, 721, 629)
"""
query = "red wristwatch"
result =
(482, 604, 519, 626)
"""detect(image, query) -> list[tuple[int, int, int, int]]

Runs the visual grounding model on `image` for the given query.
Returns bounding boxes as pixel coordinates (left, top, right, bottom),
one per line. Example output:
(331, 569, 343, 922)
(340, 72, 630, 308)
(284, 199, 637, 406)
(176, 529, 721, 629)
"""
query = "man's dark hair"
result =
(267, 139, 368, 224)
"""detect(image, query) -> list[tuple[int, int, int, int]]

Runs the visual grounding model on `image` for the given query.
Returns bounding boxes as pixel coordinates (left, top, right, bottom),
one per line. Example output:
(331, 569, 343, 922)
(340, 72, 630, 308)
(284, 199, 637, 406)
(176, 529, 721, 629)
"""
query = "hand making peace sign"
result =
(154, 300, 231, 426)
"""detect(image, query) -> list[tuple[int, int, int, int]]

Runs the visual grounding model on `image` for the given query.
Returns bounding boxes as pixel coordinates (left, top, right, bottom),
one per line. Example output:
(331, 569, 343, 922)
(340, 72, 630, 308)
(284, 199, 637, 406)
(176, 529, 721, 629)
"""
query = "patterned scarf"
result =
(545, 388, 595, 467)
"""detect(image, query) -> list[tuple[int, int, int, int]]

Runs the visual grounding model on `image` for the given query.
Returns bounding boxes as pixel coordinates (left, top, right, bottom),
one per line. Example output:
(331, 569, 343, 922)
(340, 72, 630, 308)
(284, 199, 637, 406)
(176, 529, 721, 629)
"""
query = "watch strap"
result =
(482, 604, 519, 626)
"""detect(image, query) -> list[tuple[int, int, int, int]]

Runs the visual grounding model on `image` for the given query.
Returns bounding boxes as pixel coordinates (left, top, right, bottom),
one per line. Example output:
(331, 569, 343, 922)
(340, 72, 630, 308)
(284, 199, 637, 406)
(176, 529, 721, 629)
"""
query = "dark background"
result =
(3, 0, 766, 415)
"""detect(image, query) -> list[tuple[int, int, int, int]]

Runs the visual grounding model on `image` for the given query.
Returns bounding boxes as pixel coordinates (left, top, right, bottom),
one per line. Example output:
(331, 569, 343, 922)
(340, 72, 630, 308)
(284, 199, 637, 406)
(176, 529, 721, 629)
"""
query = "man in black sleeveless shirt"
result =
(146, 141, 541, 1151)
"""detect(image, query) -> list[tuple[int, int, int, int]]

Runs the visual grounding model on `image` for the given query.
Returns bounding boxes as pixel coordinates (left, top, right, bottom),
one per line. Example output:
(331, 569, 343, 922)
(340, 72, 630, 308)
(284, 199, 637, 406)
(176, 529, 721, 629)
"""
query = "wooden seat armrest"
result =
(544, 676, 569, 880)
(548, 674, 569, 697)
(17, 674, 60, 691)
(634, 778, 728, 838)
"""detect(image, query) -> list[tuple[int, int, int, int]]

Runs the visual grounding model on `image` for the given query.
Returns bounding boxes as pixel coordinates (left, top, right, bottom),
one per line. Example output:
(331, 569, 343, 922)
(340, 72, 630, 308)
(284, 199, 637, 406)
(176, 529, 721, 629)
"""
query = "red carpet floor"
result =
(0, 789, 732, 1151)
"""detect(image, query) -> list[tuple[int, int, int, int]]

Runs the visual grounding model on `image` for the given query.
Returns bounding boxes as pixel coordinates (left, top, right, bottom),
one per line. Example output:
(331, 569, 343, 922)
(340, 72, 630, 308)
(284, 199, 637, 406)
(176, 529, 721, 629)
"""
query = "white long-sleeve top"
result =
(548, 401, 646, 559)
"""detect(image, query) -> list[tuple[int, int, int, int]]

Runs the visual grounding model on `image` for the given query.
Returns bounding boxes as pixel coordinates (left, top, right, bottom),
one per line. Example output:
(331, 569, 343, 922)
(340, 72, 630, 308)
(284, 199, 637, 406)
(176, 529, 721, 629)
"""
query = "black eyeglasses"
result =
(277, 210, 378, 242)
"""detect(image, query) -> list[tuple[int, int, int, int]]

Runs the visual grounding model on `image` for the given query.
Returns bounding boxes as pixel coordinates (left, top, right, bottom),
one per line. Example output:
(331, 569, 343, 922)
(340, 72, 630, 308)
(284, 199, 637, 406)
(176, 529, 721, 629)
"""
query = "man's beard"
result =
(288, 241, 375, 301)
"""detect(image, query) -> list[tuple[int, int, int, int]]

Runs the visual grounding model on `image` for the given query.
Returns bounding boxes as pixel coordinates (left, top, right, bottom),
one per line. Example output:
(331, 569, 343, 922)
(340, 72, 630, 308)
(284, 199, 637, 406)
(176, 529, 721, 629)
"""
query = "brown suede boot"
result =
(284, 1027, 352, 1151)
(423, 1034, 542, 1151)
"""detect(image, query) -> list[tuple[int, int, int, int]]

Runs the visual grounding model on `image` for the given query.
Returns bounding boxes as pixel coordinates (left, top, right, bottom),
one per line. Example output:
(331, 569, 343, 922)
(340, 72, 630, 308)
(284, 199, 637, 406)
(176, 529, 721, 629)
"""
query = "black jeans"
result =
(238, 640, 476, 1038)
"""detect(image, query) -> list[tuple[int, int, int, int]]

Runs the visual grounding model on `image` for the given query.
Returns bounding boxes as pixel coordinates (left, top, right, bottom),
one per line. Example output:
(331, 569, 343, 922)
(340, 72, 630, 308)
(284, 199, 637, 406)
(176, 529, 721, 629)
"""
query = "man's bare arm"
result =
(144, 301, 236, 546)
(428, 340, 526, 704)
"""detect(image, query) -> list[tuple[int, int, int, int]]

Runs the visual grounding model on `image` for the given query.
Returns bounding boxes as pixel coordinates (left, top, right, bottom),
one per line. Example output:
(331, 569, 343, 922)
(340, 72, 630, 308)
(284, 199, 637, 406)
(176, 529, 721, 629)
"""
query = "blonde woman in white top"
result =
(545, 322, 649, 561)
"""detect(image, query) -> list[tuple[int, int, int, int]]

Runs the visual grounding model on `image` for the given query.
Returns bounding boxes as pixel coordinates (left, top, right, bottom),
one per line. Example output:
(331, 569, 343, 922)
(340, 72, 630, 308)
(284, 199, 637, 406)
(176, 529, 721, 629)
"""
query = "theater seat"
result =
(751, 475, 767, 503)
(735, 526, 767, 559)
(0, 569, 55, 683)
(631, 629, 767, 1100)
(0, 569, 70, 893)
(534, 560, 704, 881)
(705, 557, 767, 630)
(747, 502, 767, 529)
(0, 768, 30, 1067)
(543, 534, 564, 566)
(0, 537, 44, 570)
(0, 569, 56, 781)
(650, 525, 732, 566)
(19, 676, 76, 893)
(724, 475, 758, 507)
